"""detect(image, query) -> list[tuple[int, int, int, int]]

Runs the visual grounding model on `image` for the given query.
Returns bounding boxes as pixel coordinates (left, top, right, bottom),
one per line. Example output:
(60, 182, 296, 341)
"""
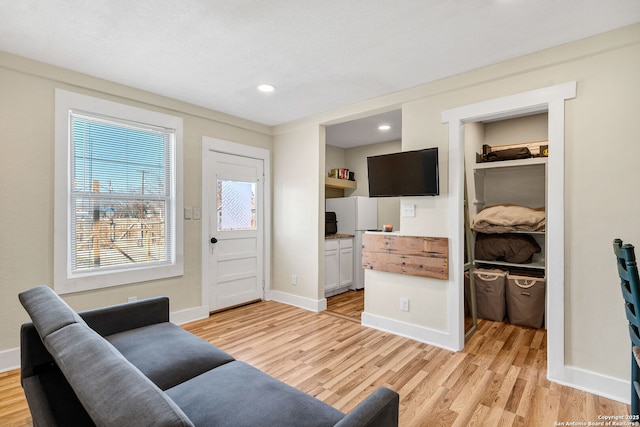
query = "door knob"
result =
(210, 237, 218, 244)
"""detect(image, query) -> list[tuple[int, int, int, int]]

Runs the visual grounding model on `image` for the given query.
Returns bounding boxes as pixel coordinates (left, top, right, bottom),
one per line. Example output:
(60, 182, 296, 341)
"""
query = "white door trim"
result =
(201, 137, 271, 312)
(442, 82, 576, 379)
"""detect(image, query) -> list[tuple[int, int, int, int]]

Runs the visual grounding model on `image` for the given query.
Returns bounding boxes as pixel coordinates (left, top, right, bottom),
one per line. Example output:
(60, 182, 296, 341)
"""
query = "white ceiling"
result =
(1, 1, 639, 142)
(325, 110, 402, 148)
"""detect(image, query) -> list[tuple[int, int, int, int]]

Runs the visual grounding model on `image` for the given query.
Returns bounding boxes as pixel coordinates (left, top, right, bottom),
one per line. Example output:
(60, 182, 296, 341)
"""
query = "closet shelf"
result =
(472, 229, 546, 235)
(474, 157, 547, 170)
(474, 259, 545, 270)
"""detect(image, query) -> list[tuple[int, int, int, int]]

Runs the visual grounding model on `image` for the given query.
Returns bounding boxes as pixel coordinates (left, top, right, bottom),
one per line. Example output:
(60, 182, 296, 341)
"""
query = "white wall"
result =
(271, 125, 324, 308)
(0, 51, 272, 366)
(483, 113, 548, 146)
(273, 24, 640, 399)
(325, 144, 346, 178)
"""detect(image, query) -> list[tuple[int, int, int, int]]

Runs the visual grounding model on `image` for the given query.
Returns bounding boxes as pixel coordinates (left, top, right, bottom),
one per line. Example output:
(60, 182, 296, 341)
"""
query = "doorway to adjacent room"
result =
(326, 290, 364, 323)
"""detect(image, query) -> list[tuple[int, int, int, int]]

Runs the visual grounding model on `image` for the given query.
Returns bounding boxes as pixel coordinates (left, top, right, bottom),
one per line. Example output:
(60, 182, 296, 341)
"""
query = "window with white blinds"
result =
(70, 112, 173, 272)
(54, 89, 183, 294)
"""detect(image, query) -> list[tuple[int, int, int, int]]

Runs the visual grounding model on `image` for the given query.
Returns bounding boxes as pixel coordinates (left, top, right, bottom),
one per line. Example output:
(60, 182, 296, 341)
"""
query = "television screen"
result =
(367, 147, 439, 197)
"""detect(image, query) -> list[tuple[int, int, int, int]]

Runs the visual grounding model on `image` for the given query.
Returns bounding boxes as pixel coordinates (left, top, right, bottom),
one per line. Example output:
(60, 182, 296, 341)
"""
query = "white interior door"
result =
(205, 150, 264, 311)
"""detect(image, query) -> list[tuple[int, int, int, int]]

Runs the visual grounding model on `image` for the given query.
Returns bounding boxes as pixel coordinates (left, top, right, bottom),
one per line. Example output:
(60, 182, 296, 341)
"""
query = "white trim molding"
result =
(169, 305, 210, 326)
(267, 290, 328, 312)
(53, 89, 184, 294)
(0, 347, 19, 373)
(200, 137, 271, 313)
(362, 312, 459, 352)
(557, 366, 630, 404)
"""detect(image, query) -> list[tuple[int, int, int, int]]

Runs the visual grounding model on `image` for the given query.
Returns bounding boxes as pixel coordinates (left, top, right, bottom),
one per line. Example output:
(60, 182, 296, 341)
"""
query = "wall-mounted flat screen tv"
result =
(367, 147, 439, 197)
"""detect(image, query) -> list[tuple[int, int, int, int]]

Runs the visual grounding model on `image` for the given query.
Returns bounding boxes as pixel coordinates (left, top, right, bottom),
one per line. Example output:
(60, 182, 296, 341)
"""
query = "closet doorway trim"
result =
(442, 81, 576, 381)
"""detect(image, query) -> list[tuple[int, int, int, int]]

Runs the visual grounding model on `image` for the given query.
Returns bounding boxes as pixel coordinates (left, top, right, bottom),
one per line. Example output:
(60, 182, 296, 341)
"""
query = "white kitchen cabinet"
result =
(324, 240, 340, 292)
(324, 237, 353, 296)
(339, 241, 353, 288)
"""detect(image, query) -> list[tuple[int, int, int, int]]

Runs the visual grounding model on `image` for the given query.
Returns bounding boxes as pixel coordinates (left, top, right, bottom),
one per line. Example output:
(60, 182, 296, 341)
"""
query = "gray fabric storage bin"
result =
(506, 274, 546, 328)
(474, 268, 507, 321)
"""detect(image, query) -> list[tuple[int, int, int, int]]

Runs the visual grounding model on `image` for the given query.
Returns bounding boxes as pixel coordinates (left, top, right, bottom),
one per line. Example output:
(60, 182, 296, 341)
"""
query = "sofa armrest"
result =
(79, 296, 169, 337)
(334, 386, 399, 427)
(20, 323, 54, 381)
(22, 376, 60, 427)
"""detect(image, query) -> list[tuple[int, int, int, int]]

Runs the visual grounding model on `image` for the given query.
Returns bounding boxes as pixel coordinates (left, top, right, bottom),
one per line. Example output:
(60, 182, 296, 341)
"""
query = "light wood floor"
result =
(326, 289, 364, 322)
(0, 297, 629, 427)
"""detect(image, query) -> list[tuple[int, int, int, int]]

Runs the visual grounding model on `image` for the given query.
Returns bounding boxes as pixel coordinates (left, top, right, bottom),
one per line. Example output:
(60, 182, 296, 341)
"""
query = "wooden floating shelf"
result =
(362, 234, 448, 280)
(325, 177, 357, 189)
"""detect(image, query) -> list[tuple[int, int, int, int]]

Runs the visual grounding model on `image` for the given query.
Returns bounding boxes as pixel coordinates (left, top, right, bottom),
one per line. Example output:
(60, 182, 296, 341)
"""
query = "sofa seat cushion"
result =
(105, 322, 235, 390)
(166, 361, 345, 427)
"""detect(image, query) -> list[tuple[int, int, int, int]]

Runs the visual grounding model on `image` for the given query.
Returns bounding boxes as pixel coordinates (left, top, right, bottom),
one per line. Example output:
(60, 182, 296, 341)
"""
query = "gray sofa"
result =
(19, 285, 399, 427)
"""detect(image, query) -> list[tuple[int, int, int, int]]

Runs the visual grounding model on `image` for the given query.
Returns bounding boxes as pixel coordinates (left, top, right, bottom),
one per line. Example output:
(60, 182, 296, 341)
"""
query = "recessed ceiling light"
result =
(257, 83, 276, 93)
(378, 124, 391, 131)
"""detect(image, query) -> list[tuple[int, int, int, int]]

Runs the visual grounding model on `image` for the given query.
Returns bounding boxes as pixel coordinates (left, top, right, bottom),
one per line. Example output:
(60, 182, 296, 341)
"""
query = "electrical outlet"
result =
(290, 274, 297, 286)
(400, 297, 409, 312)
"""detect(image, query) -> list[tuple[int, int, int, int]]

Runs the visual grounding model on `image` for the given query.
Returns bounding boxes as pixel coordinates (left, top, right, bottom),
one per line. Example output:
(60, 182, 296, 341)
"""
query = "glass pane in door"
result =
(217, 179, 256, 231)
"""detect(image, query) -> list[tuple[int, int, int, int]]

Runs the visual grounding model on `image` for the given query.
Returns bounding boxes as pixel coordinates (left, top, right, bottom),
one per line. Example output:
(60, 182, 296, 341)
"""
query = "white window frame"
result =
(54, 89, 183, 294)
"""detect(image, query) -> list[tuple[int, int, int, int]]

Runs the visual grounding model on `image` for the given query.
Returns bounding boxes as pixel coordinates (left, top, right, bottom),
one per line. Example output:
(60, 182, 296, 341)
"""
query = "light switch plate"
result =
(193, 207, 201, 220)
(184, 207, 193, 219)
(402, 204, 416, 217)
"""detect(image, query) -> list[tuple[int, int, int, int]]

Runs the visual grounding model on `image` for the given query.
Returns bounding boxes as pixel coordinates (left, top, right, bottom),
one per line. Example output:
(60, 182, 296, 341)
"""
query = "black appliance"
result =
(325, 212, 337, 235)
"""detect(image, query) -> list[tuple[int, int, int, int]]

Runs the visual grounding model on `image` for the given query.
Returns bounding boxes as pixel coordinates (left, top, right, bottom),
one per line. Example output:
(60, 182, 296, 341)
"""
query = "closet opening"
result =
(463, 113, 549, 342)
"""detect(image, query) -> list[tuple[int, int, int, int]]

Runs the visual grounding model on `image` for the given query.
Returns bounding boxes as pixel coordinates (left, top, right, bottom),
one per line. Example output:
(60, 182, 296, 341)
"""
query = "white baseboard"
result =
(0, 347, 20, 373)
(267, 290, 327, 312)
(361, 311, 459, 352)
(170, 305, 210, 325)
(550, 365, 630, 404)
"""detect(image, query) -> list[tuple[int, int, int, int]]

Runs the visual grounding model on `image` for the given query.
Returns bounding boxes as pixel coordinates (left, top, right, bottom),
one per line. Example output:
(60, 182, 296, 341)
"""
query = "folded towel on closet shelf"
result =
(472, 204, 545, 234)
(475, 233, 541, 264)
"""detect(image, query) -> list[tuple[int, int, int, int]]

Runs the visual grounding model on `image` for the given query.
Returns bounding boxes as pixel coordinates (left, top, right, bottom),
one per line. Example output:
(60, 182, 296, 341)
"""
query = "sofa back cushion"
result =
(19, 285, 86, 337)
